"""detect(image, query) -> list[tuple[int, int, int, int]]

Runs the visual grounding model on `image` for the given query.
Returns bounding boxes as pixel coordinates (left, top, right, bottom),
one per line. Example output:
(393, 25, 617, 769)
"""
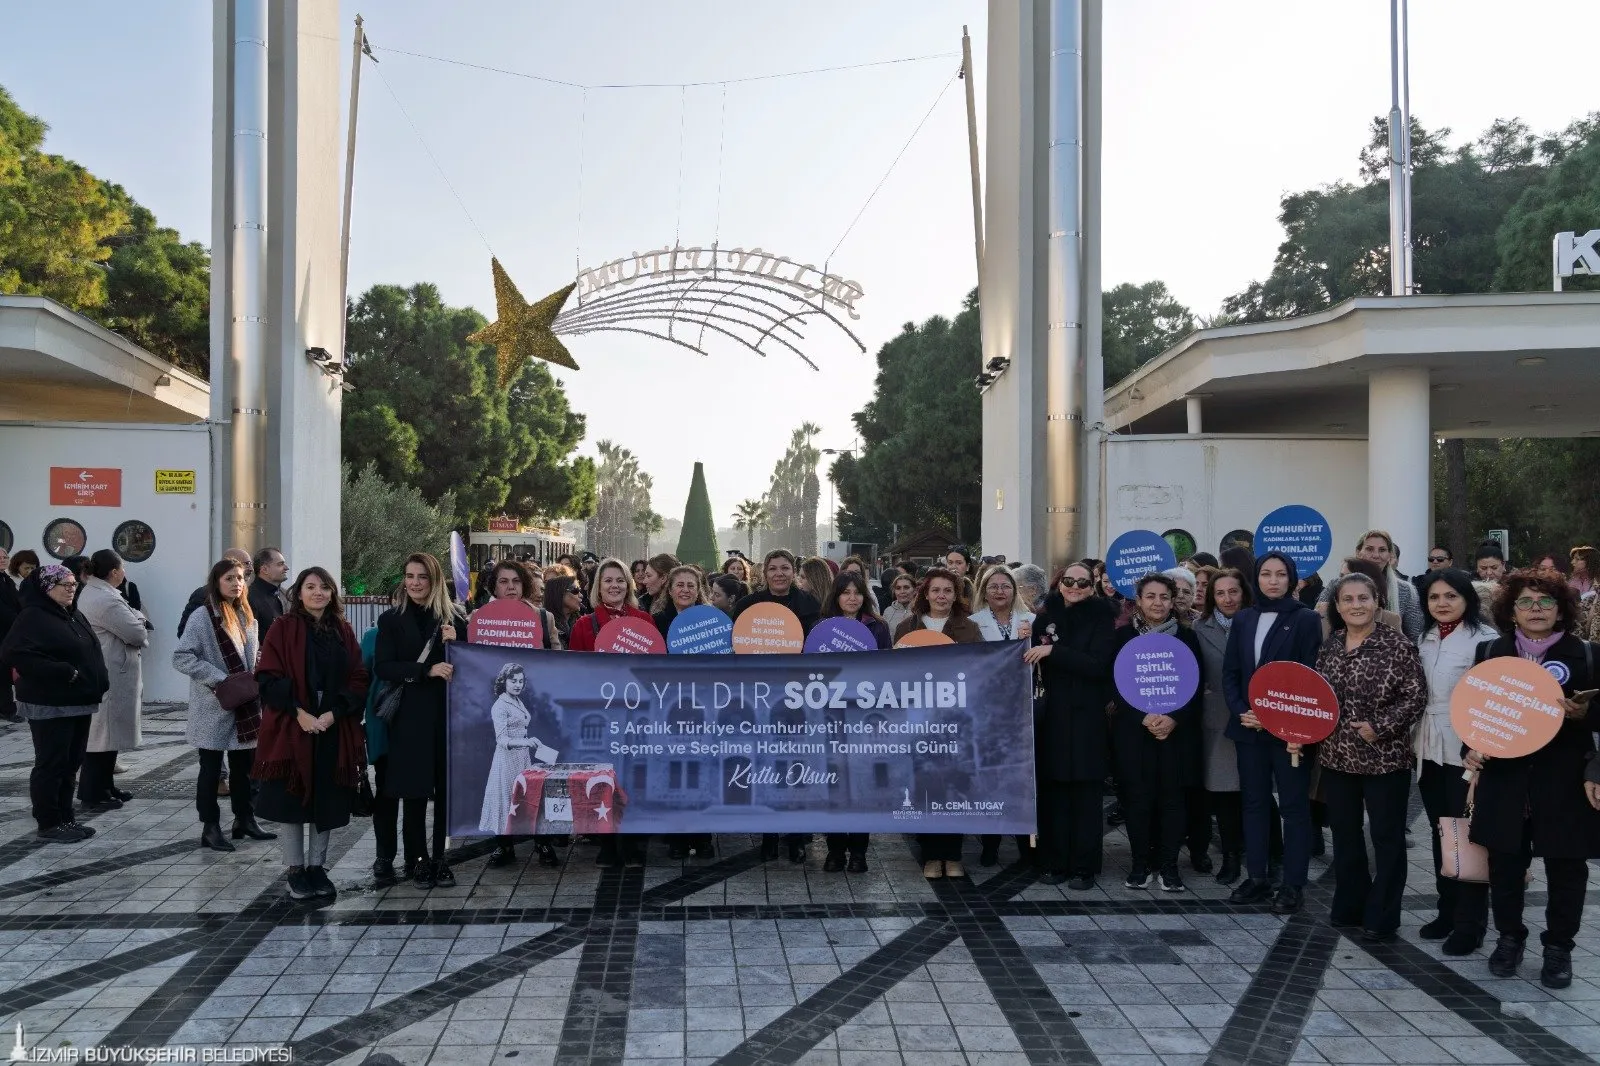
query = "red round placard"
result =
(1248, 661, 1340, 747)
(595, 616, 666, 654)
(468, 597, 544, 649)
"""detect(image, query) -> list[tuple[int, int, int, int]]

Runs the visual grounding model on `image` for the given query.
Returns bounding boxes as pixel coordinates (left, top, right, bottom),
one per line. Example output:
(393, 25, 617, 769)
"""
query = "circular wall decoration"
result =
(42, 518, 88, 560)
(0, 520, 12, 552)
(112, 520, 157, 563)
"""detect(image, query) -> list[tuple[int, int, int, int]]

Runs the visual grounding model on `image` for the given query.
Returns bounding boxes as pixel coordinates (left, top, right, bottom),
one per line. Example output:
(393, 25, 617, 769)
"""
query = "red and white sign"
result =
(467, 597, 544, 649)
(596, 616, 665, 654)
(487, 516, 519, 533)
(1449, 656, 1566, 760)
(50, 467, 122, 507)
(1249, 661, 1340, 746)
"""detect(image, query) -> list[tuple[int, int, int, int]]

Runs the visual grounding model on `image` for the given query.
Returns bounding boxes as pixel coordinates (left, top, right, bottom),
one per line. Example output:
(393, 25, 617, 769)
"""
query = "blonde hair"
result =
(590, 556, 638, 609)
(799, 557, 836, 600)
(404, 552, 458, 621)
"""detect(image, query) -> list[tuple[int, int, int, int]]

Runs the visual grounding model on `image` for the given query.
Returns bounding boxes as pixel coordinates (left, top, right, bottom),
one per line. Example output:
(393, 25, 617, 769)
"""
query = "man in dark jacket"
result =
(250, 547, 289, 637)
(1221, 551, 1325, 915)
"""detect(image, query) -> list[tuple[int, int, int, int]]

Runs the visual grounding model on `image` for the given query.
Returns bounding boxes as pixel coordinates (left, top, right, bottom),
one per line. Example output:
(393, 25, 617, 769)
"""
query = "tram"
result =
(466, 521, 577, 572)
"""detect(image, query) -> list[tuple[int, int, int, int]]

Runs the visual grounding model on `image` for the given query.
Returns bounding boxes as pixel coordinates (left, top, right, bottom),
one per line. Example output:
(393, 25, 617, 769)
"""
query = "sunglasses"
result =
(1059, 577, 1094, 589)
(1428, 555, 1449, 564)
(1514, 596, 1557, 610)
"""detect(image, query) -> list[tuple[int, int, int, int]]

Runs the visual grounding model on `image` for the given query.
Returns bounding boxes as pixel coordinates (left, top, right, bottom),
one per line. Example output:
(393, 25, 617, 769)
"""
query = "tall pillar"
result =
(1185, 395, 1203, 435)
(1367, 367, 1431, 566)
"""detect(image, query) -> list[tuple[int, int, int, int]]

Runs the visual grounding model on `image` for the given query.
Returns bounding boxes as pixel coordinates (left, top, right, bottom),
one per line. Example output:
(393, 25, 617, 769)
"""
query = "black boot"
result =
(200, 821, 235, 852)
(1215, 853, 1242, 885)
(1488, 934, 1525, 978)
(1540, 945, 1573, 989)
(231, 817, 277, 841)
(760, 835, 780, 861)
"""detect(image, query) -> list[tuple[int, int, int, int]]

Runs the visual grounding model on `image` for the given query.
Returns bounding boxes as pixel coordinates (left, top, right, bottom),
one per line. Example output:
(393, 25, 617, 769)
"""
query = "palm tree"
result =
(733, 498, 771, 557)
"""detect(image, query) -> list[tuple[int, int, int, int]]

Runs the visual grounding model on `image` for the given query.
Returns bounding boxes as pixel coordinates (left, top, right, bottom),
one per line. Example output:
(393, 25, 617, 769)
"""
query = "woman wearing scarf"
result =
(1464, 570, 1599, 989)
(1315, 573, 1428, 943)
(1108, 573, 1204, 893)
(1193, 567, 1254, 886)
(0, 565, 109, 843)
(253, 567, 369, 901)
(174, 558, 275, 851)
(1222, 551, 1325, 915)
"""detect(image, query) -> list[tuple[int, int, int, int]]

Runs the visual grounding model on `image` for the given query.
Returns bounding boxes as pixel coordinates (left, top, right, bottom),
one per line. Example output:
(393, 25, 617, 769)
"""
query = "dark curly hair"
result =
(912, 566, 970, 618)
(1491, 569, 1581, 635)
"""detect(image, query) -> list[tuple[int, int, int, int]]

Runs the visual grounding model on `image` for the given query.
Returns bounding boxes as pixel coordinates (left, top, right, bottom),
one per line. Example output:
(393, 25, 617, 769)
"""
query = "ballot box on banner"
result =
(505, 763, 628, 835)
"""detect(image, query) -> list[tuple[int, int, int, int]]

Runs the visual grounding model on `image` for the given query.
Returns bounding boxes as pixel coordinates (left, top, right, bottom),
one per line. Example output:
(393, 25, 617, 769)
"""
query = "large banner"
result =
(445, 640, 1036, 836)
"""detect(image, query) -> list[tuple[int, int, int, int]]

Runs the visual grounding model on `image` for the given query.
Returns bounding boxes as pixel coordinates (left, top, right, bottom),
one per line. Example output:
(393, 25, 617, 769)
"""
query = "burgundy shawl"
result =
(251, 612, 369, 800)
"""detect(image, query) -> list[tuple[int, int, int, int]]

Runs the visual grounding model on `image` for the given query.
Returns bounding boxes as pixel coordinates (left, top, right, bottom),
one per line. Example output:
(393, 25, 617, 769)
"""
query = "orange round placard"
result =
(894, 629, 955, 649)
(731, 602, 804, 654)
(1449, 655, 1566, 760)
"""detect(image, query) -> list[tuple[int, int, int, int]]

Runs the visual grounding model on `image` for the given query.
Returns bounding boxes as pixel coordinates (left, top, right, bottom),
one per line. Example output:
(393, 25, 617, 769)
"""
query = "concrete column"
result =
(1185, 395, 1203, 434)
(1367, 367, 1430, 566)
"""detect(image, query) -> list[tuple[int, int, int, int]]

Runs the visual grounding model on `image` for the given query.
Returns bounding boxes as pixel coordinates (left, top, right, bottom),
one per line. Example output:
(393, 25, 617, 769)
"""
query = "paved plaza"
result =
(0, 706, 1596, 1066)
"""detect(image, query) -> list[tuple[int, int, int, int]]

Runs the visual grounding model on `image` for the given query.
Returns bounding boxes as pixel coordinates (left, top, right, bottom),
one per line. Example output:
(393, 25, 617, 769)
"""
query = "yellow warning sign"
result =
(154, 469, 196, 494)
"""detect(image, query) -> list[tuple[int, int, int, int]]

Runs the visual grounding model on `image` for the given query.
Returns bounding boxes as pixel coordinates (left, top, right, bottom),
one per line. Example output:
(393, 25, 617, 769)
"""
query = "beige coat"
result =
(77, 577, 148, 752)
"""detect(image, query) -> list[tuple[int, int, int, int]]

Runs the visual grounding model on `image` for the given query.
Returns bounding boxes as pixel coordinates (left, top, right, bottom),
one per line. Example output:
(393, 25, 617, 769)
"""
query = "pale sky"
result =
(3, 1, 1596, 523)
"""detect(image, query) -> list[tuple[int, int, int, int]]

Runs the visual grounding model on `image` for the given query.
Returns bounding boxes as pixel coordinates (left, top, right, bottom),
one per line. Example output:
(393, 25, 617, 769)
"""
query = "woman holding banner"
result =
(971, 567, 1034, 868)
(567, 557, 655, 868)
(1315, 572, 1428, 943)
(1222, 552, 1324, 915)
(894, 567, 983, 879)
(1109, 573, 1203, 893)
(1464, 571, 1598, 989)
(1023, 562, 1116, 888)
(374, 554, 464, 890)
(1413, 569, 1492, 955)
(653, 565, 713, 862)
(819, 571, 892, 873)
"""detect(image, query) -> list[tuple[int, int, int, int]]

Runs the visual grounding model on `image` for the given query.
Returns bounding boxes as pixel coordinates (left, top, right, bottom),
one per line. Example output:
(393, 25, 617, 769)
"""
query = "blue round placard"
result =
(666, 604, 734, 654)
(804, 616, 878, 653)
(1254, 504, 1333, 576)
(1105, 530, 1177, 598)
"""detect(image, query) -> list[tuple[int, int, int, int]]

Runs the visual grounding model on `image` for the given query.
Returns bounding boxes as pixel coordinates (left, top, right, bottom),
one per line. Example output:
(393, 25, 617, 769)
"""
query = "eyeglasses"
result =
(1059, 577, 1094, 589)
(1514, 596, 1557, 610)
(1427, 555, 1449, 564)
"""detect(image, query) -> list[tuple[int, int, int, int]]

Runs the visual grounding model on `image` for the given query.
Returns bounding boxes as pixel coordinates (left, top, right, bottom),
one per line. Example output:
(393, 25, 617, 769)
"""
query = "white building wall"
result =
(0, 422, 215, 702)
(1100, 435, 1369, 580)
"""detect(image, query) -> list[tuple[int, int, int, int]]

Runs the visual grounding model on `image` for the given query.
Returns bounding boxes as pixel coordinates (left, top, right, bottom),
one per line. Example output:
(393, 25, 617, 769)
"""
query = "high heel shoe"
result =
(200, 821, 235, 852)
(231, 817, 277, 841)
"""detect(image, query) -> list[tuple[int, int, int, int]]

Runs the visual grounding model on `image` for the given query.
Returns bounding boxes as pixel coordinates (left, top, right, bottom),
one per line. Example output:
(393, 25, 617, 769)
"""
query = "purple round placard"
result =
(804, 616, 878, 653)
(1113, 632, 1200, 714)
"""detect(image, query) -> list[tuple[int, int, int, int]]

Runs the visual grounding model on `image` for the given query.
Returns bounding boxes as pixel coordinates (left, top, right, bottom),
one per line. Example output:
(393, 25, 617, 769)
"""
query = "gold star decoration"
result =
(467, 258, 579, 386)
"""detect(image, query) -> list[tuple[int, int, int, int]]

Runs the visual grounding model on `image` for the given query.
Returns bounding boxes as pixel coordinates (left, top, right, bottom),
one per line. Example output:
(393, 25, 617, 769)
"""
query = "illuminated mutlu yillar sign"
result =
(574, 244, 866, 320)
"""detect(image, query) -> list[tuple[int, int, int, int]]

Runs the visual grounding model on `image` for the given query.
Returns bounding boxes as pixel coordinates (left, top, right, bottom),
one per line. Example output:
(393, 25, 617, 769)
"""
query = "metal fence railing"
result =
(344, 595, 392, 637)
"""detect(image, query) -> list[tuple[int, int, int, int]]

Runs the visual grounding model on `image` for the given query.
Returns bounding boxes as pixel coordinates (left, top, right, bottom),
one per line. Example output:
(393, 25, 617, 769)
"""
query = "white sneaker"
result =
(923, 860, 945, 880)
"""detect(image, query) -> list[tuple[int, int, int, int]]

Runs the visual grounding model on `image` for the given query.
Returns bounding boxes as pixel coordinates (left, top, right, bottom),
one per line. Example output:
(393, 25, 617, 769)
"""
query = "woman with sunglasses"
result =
(1464, 570, 1599, 989)
(1019, 563, 1116, 888)
(543, 575, 582, 649)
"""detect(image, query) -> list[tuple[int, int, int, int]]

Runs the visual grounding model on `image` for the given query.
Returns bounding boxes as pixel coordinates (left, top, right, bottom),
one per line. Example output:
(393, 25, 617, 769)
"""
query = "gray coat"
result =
(173, 606, 259, 751)
(77, 577, 148, 752)
(1193, 613, 1239, 792)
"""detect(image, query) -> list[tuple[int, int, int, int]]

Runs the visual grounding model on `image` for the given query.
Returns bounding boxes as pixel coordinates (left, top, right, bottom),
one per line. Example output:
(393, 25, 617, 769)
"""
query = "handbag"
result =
(375, 631, 436, 725)
(214, 671, 259, 711)
(351, 766, 375, 817)
(1438, 780, 1489, 883)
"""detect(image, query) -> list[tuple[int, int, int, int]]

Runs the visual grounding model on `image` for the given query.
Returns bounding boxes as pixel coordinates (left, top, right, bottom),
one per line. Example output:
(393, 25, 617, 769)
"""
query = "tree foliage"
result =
(732, 498, 771, 558)
(340, 460, 456, 595)
(1103, 280, 1196, 385)
(585, 441, 658, 562)
(0, 84, 210, 377)
(763, 424, 822, 555)
(342, 283, 594, 528)
(834, 291, 982, 544)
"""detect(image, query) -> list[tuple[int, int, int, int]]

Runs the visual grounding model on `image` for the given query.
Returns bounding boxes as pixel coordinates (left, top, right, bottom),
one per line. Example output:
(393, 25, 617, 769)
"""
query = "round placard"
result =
(595, 615, 666, 654)
(666, 604, 734, 654)
(1105, 530, 1177, 598)
(468, 597, 545, 649)
(895, 629, 955, 649)
(804, 617, 878, 653)
(732, 602, 803, 654)
(1254, 505, 1333, 576)
(1113, 632, 1200, 714)
(1248, 661, 1340, 745)
(1448, 656, 1567, 760)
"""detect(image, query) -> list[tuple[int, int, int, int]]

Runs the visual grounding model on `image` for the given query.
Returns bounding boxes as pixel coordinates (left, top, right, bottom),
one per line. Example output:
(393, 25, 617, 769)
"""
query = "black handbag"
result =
(351, 766, 375, 817)
(375, 631, 435, 725)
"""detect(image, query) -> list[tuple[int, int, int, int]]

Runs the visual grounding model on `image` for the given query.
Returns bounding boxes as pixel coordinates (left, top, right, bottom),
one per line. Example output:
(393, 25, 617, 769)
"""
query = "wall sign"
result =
(154, 470, 196, 494)
(487, 517, 519, 533)
(50, 467, 122, 507)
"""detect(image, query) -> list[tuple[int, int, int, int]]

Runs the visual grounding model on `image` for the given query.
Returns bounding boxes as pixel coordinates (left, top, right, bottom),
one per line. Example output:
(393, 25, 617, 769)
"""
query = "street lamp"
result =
(821, 447, 857, 545)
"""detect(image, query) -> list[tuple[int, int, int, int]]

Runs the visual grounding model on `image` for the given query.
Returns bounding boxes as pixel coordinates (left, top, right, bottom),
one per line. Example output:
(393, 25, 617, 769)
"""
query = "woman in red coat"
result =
(253, 567, 369, 902)
(566, 557, 653, 868)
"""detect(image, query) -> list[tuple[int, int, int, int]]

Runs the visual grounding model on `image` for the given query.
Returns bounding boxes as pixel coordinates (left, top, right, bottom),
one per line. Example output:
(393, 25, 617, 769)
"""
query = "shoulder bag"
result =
(374, 630, 436, 725)
(1438, 779, 1488, 883)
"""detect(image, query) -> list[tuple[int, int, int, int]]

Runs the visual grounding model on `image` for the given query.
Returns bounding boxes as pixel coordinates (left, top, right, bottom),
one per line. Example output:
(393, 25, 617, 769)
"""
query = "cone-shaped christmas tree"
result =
(675, 461, 721, 572)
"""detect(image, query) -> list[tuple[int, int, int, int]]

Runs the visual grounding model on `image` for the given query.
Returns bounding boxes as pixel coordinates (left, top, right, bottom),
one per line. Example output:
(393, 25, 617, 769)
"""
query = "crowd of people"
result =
(0, 533, 1596, 989)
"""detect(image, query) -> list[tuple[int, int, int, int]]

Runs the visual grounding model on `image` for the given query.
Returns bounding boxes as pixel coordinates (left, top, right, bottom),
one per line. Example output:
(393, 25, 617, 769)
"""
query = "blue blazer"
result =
(1220, 605, 1325, 744)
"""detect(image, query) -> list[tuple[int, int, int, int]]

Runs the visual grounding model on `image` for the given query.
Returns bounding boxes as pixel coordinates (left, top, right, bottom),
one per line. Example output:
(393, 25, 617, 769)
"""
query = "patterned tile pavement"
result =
(0, 706, 1596, 1065)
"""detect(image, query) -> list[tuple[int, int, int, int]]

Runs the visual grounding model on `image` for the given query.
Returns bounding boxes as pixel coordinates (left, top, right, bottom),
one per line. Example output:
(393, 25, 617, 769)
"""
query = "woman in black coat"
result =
(819, 570, 893, 873)
(1023, 562, 1117, 888)
(374, 552, 464, 890)
(1463, 570, 1599, 990)
(0, 565, 110, 842)
(1107, 572, 1204, 893)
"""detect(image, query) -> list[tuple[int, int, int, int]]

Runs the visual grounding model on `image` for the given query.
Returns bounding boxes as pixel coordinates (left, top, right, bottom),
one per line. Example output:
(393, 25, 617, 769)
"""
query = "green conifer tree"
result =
(675, 461, 721, 571)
